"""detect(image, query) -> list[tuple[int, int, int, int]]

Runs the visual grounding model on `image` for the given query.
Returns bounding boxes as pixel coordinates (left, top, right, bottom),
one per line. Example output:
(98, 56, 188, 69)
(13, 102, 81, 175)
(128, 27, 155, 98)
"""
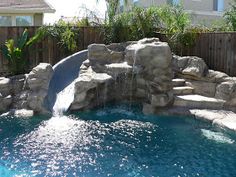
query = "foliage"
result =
(1, 29, 32, 75)
(224, 0, 236, 31)
(102, 3, 196, 52)
(210, 19, 230, 32)
(102, 6, 161, 44)
(36, 20, 79, 55)
(77, 18, 91, 27)
(157, 4, 190, 33)
(105, 0, 128, 23)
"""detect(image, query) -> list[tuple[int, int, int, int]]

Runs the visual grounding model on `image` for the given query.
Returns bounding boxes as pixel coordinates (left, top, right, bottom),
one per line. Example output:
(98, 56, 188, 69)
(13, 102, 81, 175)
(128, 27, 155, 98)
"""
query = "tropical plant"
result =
(36, 20, 79, 55)
(102, 6, 161, 43)
(1, 29, 33, 75)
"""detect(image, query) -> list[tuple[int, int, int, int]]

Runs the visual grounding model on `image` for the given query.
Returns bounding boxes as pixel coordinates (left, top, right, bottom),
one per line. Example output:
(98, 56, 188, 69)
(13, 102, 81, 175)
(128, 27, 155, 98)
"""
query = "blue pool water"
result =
(0, 104, 236, 177)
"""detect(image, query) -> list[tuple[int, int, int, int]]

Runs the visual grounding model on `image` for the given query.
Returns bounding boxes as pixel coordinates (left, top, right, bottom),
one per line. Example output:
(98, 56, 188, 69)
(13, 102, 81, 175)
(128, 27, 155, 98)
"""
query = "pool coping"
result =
(159, 107, 236, 132)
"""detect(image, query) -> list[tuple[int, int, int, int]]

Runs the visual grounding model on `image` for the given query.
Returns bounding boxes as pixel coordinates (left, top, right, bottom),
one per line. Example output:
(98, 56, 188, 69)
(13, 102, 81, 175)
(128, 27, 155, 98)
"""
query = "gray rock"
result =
(0, 77, 11, 96)
(213, 116, 236, 132)
(125, 39, 172, 68)
(27, 63, 53, 90)
(172, 55, 189, 71)
(0, 109, 34, 118)
(190, 109, 225, 122)
(182, 56, 208, 78)
(136, 77, 146, 89)
(138, 38, 160, 44)
(72, 67, 113, 110)
(105, 62, 133, 77)
(151, 94, 171, 107)
(135, 88, 147, 98)
(206, 70, 229, 83)
(73, 91, 87, 103)
(0, 95, 12, 112)
(215, 81, 236, 101)
(88, 44, 124, 65)
(107, 43, 126, 52)
(9, 74, 26, 94)
(185, 80, 216, 97)
(27, 89, 48, 113)
(143, 103, 156, 115)
(174, 94, 225, 109)
(25, 63, 53, 113)
(71, 38, 174, 112)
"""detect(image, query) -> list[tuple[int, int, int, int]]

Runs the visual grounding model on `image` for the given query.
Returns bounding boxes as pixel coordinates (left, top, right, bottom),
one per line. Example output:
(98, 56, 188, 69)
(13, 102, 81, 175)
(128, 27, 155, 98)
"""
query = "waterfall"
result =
(52, 81, 76, 116)
(45, 50, 88, 115)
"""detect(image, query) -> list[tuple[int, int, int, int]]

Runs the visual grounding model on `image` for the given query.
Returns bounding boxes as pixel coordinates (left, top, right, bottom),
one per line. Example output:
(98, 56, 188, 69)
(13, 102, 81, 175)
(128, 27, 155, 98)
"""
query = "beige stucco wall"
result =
(134, 0, 232, 11)
(126, 0, 233, 25)
(34, 13, 43, 26)
(183, 0, 231, 11)
(190, 13, 222, 26)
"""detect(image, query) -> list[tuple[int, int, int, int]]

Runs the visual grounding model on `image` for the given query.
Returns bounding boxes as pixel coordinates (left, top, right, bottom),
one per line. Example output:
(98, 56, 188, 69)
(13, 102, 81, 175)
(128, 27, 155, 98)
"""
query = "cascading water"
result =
(45, 50, 88, 115)
(129, 43, 143, 105)
(52, 81, 76, 115)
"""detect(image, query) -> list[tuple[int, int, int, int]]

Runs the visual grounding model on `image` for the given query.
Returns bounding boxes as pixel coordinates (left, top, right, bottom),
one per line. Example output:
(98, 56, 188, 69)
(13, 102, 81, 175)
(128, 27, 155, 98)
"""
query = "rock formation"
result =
(172, 55, 236, 110)
(71, 38, 174, 112)
(0, 63, 53, 115)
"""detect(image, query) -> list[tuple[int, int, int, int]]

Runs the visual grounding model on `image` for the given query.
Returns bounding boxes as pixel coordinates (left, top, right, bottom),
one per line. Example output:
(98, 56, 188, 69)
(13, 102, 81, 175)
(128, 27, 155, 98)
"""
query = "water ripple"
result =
(0, 106, 235, 177)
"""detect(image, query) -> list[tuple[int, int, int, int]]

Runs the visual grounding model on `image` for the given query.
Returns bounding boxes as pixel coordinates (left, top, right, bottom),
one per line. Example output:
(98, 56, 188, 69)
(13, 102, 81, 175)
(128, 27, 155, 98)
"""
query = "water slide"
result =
(45, 50, 88, 113)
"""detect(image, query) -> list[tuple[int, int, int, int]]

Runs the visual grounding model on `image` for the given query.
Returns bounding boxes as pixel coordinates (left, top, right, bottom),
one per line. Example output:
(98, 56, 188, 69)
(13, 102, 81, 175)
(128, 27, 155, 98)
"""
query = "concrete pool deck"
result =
(161, 107, 236, 132)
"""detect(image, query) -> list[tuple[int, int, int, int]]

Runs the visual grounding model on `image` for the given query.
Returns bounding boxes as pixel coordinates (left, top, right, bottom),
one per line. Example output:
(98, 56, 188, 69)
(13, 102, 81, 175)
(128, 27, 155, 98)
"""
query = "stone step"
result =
(173, 86, 194, 95)
(174, 94, 226, 109)
(172, 78, 186, 87)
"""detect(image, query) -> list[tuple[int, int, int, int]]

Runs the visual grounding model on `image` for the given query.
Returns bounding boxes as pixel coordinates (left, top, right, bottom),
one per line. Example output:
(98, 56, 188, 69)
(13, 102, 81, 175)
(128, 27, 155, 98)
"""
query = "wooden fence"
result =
(0, 27, 236, 76)
(158, 32, 236, 76)
(0, 26, 104, 76)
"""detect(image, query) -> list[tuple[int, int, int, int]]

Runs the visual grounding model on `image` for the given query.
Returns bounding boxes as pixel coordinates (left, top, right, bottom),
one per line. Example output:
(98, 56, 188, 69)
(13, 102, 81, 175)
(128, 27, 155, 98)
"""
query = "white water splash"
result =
(52, 81, 76, 116)
(201, 129, 235, 144)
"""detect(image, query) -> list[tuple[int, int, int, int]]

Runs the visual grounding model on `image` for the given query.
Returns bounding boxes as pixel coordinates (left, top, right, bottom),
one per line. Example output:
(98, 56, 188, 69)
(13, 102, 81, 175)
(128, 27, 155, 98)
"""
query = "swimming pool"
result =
(0, 104, 236, 177)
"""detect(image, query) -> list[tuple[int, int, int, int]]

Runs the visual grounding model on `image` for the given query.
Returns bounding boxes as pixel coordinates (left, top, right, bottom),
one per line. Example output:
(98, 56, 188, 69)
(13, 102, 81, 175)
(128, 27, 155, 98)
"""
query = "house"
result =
(0, 0, 55, 26)
(121, 0, 232, 25)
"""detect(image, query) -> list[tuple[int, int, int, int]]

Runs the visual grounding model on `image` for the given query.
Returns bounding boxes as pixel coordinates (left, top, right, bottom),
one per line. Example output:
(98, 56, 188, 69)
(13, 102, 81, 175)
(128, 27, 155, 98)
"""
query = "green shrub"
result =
(36, 20, 79, 55)
(224, 0, 236, 31)
(1, 29, 30, 75)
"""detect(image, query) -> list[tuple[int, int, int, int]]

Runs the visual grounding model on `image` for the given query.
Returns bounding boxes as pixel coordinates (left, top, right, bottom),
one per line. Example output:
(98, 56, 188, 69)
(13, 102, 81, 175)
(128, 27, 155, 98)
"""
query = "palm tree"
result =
(97, 0, 129, 22)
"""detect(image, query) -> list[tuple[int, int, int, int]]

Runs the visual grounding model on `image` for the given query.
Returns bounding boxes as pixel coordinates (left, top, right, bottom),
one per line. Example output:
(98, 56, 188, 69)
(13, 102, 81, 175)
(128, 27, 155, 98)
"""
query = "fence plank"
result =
(1, 27, 236, 77)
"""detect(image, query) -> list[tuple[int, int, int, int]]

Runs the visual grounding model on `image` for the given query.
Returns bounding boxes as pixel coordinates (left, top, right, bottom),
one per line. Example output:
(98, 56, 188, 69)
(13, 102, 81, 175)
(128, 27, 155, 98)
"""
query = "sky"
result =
(44, 0, 107, 24)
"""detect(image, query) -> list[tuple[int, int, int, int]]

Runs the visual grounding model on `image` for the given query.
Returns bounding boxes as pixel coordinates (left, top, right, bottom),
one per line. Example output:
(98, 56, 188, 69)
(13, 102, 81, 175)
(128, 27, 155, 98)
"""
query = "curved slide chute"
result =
(45, 50, 88, 113)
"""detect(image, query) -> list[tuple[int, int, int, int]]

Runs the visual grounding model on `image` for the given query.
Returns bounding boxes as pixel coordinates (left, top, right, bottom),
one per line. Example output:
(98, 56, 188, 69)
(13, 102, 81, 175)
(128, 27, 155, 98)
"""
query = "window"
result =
(133, 0, 139, 6)
(214, 0, 224, 12)
(0, 16, 12, 26)
(167, 0, 180, 6)
(172, 0, 180, 5)
(120, 0, 124, 12)
(16, 16, 33, 26)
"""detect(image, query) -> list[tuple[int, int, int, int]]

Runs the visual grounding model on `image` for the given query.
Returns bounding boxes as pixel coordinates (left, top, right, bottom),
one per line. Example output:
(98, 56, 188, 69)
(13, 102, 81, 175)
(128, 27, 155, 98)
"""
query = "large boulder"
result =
(27, 63, 53, 90)
(173, 55, 208, 79)
(88, 44, 124, 65)
(71, 67, 113, 110)
(0, 77, 11, 96)
(215, 80, 236, 106)
(205, 70, 229, 83)
(125, 38, 173, 108)
(0, 94, 12, 112)
(9, 74, 26, 95)
(125, 39, 172, 69)
(25, 63, 53, 113)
